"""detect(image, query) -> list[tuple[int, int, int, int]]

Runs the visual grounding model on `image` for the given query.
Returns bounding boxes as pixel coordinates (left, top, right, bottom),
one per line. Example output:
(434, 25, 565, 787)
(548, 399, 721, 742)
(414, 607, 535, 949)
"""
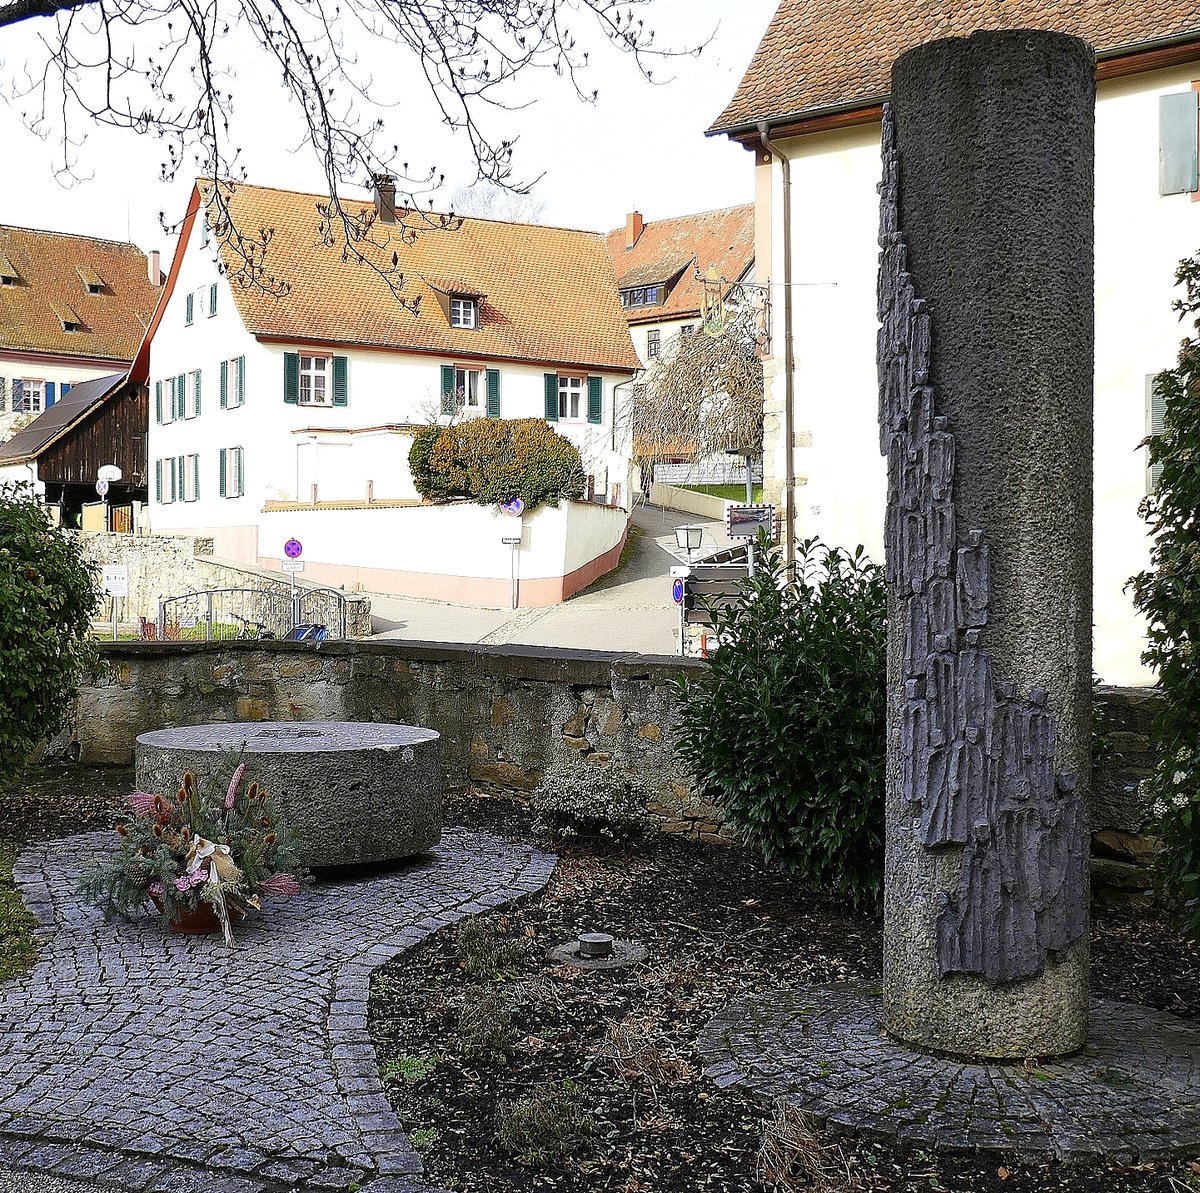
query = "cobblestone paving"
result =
(699, 981, 1200, 1160)
(0, 830, 555, 1193)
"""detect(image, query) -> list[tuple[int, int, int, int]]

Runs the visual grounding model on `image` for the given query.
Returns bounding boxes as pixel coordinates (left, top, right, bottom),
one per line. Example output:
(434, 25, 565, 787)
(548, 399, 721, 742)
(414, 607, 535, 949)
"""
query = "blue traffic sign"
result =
(284, 538, 303, 559)
(672, 577, 685, 605)
(500, 496, 525, 516)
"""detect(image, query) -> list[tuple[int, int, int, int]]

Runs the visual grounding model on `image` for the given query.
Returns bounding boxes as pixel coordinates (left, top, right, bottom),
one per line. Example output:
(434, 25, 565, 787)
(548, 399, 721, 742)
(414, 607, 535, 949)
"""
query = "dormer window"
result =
(0, 253, 18, 286)
(450, 296, 478, 329)
(620, 285, 662, 308)
(52, 301, 83, 332)
(77, 265, 105, 295)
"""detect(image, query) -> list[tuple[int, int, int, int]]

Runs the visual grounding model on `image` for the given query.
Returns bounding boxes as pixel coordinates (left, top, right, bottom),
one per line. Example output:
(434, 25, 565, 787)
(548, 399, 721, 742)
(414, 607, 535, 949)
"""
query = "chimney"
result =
(147, 250, 161, 286)
(625, 211, 644, 250)
(373, 174, 397, 224)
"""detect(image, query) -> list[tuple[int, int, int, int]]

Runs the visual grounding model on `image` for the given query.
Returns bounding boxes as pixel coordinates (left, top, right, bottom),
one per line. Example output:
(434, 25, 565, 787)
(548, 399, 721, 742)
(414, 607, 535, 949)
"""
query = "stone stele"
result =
(880, 31, 1094, 1058)
(136, 721, 443, 868)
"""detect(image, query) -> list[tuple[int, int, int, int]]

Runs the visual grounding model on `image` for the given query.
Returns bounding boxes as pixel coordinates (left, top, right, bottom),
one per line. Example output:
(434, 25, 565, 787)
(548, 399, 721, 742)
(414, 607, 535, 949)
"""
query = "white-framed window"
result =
(450, 297, 478, 329)
(223, 356, 245, 408)
(186, 370, 202, 419)
(299, 354, 330, 405)
(15, 380, 43, 414)
(220, 446, 244, 498)
(156, 457, 176, 504)
(558, 374, 583, 421)
(646, 329, 660, 359)
(455, 366, 483, 408)
(182, 453, 200, 501)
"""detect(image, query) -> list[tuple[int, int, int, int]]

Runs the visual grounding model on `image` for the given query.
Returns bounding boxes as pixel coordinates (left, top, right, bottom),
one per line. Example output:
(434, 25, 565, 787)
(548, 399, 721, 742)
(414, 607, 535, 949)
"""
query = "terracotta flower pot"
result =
(148, 891, 234, 935)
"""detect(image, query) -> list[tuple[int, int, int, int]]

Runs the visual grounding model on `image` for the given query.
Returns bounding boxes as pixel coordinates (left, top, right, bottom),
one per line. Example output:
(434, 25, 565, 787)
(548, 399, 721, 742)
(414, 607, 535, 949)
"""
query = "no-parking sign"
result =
(284, 538, 303, 559)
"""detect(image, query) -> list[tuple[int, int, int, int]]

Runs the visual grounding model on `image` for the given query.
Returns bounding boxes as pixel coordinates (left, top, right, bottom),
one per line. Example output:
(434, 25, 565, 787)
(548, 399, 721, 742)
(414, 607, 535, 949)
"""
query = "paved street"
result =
(368, 502, 738, 655)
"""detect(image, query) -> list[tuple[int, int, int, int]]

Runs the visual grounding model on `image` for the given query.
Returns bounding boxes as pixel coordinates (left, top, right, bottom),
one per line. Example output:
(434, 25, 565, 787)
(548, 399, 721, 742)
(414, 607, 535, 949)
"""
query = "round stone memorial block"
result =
(135, 721, 443, 869)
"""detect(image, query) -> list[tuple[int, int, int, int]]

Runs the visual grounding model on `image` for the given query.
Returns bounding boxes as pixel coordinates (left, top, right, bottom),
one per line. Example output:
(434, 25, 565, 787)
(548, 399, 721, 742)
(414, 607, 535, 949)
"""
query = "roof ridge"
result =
(195, 176, 605, 238)
(0, 225, 147, 252)
(605, 202, 755, 238)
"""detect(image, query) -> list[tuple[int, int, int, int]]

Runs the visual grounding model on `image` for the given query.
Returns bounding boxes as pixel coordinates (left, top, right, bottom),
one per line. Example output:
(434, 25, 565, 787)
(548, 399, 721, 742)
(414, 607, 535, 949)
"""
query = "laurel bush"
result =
(675, 535, 887, 911)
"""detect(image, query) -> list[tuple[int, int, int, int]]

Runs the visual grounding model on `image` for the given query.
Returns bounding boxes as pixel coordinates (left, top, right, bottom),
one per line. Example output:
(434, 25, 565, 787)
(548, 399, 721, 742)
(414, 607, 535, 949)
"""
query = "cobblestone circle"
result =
(0, 829, 555, 1193)
(698, 981, 1200, 1160)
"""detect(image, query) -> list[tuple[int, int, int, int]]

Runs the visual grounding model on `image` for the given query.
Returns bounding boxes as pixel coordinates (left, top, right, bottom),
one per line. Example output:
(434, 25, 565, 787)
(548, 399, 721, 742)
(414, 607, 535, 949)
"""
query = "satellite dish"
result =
(97, 464, 123, 483)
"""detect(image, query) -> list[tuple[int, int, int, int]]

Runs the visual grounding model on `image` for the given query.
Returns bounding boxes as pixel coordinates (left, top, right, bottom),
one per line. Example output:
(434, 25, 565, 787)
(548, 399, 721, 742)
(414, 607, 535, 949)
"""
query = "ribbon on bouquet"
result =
(186, 836, 244, 948)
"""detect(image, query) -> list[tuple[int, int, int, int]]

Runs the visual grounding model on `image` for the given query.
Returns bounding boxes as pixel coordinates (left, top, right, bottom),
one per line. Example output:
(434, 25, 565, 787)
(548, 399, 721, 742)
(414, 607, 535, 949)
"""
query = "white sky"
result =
(1, 0, 775, 256)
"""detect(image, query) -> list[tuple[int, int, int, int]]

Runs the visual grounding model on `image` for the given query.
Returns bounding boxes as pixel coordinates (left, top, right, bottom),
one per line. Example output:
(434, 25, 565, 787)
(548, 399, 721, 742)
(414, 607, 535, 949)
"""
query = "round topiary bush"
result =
(409, 418, 584, 509)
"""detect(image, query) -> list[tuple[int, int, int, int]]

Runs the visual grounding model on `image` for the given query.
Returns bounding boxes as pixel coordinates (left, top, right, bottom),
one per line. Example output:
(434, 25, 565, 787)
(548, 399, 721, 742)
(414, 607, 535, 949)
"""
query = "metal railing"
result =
(153, 583, 349, 641)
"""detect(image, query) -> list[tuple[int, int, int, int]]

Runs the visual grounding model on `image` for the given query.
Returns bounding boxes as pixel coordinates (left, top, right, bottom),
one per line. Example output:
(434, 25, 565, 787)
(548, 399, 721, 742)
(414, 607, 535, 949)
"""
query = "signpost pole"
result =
(745, 456, 756, 579)
(112, 595, 118, 642)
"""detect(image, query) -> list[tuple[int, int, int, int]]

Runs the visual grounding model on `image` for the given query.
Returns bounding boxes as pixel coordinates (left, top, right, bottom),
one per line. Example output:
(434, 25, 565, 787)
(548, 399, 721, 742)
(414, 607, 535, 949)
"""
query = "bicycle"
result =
(229, 612, 277, 640)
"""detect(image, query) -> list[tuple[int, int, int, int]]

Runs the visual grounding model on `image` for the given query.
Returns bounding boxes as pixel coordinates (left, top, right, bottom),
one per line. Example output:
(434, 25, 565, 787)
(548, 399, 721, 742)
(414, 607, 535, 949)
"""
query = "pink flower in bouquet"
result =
(260, 873, 301, 899)
(225, 763, 247, 810)
(148, 881, 165, 897)
(125, 791, 158, 816)
(174, 870, 208, 892)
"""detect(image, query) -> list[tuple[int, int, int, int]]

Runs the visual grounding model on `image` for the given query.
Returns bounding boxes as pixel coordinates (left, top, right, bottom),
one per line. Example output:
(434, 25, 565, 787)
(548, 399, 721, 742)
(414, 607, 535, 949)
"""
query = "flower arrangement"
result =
(81, 762, 306, 945)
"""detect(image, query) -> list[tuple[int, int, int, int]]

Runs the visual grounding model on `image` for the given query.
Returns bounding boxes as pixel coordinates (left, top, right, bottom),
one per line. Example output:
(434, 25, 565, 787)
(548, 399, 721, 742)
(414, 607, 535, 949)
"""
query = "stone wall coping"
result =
(95, 638, 707, 681)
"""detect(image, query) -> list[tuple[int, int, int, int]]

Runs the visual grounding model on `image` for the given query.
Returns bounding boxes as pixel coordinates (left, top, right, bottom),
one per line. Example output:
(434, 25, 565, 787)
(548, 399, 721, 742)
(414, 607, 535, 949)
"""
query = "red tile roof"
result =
(199, 181, 640, 373)
(0, 226, 159, 361)
(711, 0, 1200, 131)
(603, 205, 754, 326)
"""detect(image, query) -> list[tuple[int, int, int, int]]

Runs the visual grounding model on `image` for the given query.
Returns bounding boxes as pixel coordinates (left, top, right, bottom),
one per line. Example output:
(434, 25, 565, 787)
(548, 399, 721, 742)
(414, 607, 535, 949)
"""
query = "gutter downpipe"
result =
(757, 120, 796, 568)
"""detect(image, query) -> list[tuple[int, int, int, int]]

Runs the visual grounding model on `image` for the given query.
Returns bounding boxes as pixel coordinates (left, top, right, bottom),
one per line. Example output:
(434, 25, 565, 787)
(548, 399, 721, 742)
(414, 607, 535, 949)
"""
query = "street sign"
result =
(284, 538, 303, 559)
(281, 559, 305, 574)
(500, 497, 525, 516)
(97, 464, 123, 483)
(95, 478, 109, 497)
(727, 503, 778, 540)
(501, 536, 522, 546)
(672, 577, 685, 605)
(179, 616, 198, 629)
(101, 565, 128, 597)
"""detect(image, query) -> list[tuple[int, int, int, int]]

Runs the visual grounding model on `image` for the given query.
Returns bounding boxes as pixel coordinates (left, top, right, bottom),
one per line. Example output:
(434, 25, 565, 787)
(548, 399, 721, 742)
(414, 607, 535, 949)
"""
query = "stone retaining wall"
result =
(77, 640, 726, 840)
(69, 641, 1160, 852)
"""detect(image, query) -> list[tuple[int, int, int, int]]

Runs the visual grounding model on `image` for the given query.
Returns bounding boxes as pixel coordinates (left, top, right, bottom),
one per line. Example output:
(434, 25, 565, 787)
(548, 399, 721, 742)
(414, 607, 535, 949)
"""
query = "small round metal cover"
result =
(546, 936, 648, 970)
(578, 932, 614, 958)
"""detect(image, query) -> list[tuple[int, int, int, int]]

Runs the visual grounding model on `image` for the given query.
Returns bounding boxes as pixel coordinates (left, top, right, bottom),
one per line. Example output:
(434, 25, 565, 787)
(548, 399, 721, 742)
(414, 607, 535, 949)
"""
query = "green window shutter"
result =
(1160, 91, 1200, 196)
(192, 455, 200, 501)
(587, 376, 602, 424)
(155, 459, 162, 503)
(155, 380, 162, 424)
(440, 364, 455, 415)
(237, 356, 246, 405)
(544, 373, 559, 421)
(176, 375, 185, 420)
(486, 369, 501, 418)
(209, 283, 217, 316)
(193, 370, 201, 416)
(283, 352, 299, 404)
(185, 292, 193, 325)
(219, 448, 227, 498)
(220, 360, 228, 409)
(332, 355, 349, 406)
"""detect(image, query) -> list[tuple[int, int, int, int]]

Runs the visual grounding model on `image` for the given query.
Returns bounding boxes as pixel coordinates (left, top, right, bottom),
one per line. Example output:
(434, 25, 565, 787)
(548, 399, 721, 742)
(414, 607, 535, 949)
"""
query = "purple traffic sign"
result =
(284, 538, 303, 559)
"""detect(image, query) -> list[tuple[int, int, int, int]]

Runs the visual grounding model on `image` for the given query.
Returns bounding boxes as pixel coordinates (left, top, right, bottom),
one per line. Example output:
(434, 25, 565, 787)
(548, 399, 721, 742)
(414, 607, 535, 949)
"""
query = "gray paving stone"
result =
(0, 829, 555, 1192)
(700, 981, 1200, 1160)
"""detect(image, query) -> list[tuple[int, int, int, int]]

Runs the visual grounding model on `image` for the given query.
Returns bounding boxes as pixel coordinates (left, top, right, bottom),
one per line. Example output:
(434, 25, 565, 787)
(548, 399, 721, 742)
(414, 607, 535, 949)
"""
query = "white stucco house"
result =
(137, 178, 641, 605)
(709, 0, 1200, 684)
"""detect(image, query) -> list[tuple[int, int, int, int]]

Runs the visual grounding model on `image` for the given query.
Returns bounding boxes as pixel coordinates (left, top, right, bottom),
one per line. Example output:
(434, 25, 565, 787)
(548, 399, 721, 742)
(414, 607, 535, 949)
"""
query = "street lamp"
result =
(675, 525, 703, 558)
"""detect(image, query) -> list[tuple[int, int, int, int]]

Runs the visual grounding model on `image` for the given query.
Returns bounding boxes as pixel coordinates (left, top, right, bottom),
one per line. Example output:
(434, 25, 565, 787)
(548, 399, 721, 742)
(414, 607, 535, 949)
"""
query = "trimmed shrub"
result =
(530, 760, 651, 839)
(409, 417, 584, 510)
(1128, 248, 1200, 941)
(674, 535, 887, 911)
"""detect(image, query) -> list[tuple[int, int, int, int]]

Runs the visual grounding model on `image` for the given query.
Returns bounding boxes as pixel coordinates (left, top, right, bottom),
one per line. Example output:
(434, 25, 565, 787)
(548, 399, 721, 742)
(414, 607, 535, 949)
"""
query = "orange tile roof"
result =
(0, 226, 159, 361)
(199, 181, 640, 373)
(711, 1, 1200, 131)
(603, 205, 754, 327)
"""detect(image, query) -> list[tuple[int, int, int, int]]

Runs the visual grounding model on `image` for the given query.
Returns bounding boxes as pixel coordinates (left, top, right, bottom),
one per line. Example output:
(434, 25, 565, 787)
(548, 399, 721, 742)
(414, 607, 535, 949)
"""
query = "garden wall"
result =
(69, 641, 1162, 856)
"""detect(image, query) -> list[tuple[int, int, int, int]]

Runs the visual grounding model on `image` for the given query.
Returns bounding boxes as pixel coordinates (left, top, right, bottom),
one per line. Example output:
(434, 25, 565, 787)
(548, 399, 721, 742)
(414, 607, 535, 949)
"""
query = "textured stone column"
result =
(879, 31, 1094, 1059)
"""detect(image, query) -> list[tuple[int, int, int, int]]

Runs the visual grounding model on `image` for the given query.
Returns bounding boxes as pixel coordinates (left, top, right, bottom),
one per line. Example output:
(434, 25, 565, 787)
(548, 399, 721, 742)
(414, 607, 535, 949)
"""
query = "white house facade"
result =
(141, 180, 639, 605)
(712, 4, 1200, 684)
